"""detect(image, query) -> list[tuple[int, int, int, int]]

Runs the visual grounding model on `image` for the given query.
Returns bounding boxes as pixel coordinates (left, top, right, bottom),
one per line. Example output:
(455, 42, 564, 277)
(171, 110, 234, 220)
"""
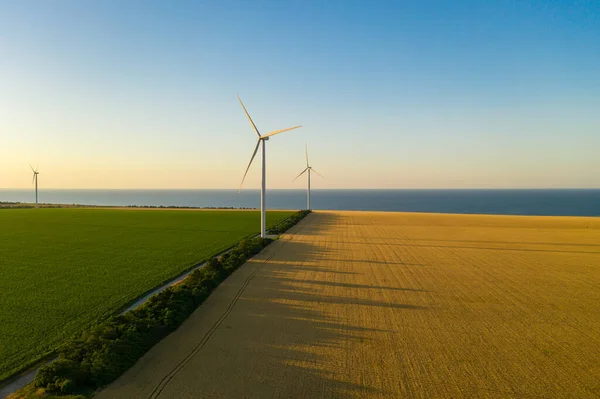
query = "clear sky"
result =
(1, 0, 598, 189)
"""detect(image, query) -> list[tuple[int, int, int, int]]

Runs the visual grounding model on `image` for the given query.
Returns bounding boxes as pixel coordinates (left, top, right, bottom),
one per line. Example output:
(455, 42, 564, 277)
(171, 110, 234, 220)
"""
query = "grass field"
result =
(97, 211, 600, 398)
(0, 208, 293, 381)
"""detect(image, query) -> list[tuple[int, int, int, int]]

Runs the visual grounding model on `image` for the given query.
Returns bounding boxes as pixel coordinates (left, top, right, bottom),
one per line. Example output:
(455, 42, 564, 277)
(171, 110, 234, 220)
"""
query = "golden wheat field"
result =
(97, 211, 600, 398)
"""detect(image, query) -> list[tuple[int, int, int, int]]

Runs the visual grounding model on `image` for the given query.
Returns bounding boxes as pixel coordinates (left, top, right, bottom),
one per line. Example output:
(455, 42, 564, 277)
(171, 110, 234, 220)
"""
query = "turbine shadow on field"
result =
(322, 258, 426, 267)
(251, 285, 427, 309)
(329, 240, 600, 255)
(267, 276, 429, 292)
(274, 265, 360, 274)
(218, 233, 428, 398)
(402, 237, 600, 248)
(231, 297, 384, 397)
(121, 212, 429, 398)
(285, 212, 344, 236)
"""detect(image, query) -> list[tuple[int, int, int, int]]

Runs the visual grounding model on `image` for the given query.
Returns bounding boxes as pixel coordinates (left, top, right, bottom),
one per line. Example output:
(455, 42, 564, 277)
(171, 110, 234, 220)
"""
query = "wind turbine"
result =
(238, 95, 302, 237)
(293, 144, 323, 210)
(30, 165, 40, 208)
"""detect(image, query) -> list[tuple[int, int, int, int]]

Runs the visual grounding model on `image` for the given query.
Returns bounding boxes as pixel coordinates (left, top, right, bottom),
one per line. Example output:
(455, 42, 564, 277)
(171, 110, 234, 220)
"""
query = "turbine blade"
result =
(239, 140, 261, 191)
(305, 143, 309, 167)
(262, 125, 302, 139)
(237, 94, 261, 137)
(311, 168, 324, 178)
(292, 167, 309, 182)
(29, 164, 35, 172)
(32, 173, 35, 184)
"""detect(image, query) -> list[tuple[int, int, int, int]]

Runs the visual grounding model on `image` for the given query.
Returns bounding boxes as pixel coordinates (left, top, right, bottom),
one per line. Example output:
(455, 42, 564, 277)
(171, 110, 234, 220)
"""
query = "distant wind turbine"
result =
(293, 144, 323, 210)
(238, 95, 302, 237)
(30, 165, 40, 208)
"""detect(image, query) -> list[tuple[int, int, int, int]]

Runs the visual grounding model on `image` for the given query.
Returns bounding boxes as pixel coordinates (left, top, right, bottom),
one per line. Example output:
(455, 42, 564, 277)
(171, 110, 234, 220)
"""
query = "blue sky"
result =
(1, 0, 598, 189)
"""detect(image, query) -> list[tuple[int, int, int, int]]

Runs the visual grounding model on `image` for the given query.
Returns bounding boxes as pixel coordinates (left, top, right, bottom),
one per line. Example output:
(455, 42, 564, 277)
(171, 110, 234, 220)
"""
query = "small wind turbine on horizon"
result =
(293, 144, 323, 211)
(238, 94, 303, 237)
(30, 165, 40, 208)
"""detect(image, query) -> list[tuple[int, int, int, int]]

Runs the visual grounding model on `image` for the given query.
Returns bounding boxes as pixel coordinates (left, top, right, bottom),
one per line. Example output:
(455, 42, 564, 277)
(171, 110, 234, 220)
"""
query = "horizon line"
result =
(2, 187, 600, 191)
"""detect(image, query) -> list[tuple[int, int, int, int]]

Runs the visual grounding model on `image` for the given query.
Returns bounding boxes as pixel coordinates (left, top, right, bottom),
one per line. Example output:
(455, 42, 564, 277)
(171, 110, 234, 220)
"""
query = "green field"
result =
(0, 208, 293, 381)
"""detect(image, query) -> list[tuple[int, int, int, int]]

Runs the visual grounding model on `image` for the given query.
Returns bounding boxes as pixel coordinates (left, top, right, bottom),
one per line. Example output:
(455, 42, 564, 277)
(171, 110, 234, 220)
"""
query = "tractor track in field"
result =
(96, 211, 600, 398)
(147, 231, 299, 399)
(0, 210, 298, 399)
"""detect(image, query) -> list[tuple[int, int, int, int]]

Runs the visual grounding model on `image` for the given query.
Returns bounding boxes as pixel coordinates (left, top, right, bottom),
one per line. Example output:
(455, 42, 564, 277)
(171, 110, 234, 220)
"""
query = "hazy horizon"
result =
(1, 1, 599, 190)
(2, 187, 599, 217)
(2, 187, 600, 191)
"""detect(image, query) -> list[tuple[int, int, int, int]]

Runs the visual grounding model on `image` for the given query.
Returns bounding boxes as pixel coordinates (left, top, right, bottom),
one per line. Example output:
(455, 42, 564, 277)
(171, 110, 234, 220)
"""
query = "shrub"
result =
(34, 359, 81, 394)
(268, 210, 311, 235)
(33, 211, 307, 397)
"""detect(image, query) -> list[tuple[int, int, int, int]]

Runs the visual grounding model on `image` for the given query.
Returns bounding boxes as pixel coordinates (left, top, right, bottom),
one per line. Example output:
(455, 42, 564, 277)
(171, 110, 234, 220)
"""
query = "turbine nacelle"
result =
(238, 95, 302, 192)
(30, 164, 40, 183)
(237, 94, 302, 236)
(293, 145, 324, 181)
(293, 144, 323, 211)
(29, 164, 40, 208)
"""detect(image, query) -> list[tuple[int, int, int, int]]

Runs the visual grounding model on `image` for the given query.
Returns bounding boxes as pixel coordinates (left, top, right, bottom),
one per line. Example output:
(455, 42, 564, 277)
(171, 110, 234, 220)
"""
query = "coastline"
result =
(2, 189, 599, 216)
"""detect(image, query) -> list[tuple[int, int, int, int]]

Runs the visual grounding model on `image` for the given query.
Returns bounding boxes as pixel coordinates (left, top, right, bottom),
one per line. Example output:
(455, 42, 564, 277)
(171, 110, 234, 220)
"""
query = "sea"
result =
(1, 189, 599, 217)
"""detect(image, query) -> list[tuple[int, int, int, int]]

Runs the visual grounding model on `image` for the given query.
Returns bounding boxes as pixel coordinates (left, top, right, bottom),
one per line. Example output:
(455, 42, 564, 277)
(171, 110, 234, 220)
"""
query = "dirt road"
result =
(97, 211, 600, 398)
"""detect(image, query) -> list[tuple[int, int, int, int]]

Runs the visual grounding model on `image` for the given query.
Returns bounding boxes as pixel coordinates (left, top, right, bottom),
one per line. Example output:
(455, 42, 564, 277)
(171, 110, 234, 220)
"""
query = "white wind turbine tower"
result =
(30, 165, 40, 208)
(293, 144, 323, 210)
(238, 95, 302, 237)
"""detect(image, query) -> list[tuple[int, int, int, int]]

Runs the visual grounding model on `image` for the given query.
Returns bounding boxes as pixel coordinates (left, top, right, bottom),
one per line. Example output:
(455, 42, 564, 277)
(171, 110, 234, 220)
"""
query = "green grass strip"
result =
(26, 210, 310, 397)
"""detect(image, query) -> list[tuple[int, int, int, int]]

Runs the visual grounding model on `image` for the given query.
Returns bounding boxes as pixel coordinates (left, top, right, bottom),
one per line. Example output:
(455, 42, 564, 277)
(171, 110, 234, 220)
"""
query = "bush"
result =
(33, 211, 308, 397)
(268, 210, 311, 235)
(34, 359, 81, 394)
